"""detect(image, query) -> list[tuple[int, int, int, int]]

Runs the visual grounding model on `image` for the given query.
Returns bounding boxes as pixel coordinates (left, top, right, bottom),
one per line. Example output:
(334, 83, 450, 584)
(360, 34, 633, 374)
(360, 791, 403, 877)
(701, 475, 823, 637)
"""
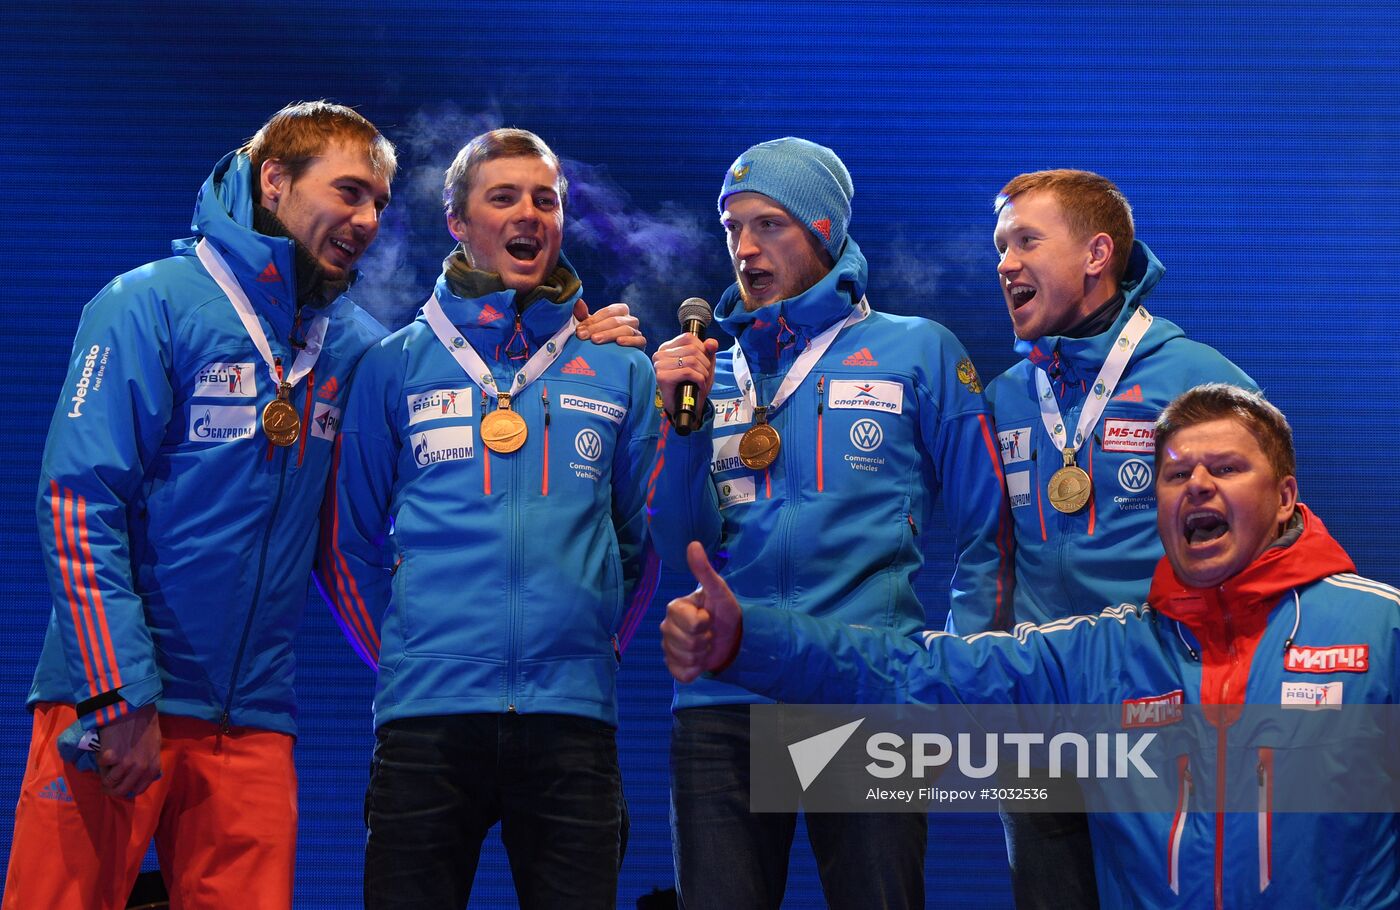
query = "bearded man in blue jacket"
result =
(650, 138, 1013, 909)
(319, 128, 658, 910)
(3, 101, 397, 910)
(982, 169, 1258, 907)
(664, 383, 1399, 910)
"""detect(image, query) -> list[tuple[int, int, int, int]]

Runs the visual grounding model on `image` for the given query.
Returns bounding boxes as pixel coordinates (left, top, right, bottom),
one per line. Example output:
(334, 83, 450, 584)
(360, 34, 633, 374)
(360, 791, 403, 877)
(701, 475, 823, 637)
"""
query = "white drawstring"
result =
(1281, 589, 1301, 653)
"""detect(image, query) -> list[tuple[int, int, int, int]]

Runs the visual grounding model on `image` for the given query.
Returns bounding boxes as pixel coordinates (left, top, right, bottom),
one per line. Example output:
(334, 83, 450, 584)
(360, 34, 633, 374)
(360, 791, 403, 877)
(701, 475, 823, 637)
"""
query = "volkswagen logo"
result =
(850, 418, 883, 452)
(1118, 458, 1153, 494)
(575, 428, 603, 461)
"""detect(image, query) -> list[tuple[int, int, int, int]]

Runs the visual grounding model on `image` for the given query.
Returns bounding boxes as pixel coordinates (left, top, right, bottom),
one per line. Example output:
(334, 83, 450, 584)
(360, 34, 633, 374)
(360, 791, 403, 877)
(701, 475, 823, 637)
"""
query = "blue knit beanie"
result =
(718, 137, 854, 261)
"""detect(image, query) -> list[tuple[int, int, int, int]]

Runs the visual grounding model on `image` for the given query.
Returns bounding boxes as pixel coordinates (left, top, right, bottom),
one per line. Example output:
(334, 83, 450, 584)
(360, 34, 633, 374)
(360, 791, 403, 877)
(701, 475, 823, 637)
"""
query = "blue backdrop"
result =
(3, 3, 1397, 906)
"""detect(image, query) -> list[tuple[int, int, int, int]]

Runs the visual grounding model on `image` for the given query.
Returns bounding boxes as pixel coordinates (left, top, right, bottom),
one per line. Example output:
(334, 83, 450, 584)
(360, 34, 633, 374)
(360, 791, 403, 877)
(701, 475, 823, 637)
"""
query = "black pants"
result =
(670, 705, 926, 910)
(364, 712, 627, 910)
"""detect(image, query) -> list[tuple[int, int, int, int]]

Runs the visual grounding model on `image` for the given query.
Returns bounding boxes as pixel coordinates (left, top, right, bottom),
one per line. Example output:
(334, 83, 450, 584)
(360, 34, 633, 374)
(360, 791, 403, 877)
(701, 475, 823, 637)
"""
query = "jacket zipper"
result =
(1214, 607, 1240, 910)
(1257, 747, 1273, 893)
(1085, 434, 1097, 536)
(1215, 720, 1228, 910)
(766, 372, 796, 610)
(296, 368, 314, 467)
(1168, 755, 1192, 895)
(815, 375, 824, 492)
(506, 394, 523, 712)
(219, 440, 290, 751)
(481, 389, 492, 495)
(1032, 451, 1047, 542)
(540, 383, 550, 496)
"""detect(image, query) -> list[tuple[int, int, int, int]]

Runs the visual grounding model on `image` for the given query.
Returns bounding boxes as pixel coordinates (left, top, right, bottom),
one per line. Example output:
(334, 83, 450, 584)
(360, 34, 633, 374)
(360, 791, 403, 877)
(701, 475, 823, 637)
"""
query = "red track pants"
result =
(3, 702, 297, 909)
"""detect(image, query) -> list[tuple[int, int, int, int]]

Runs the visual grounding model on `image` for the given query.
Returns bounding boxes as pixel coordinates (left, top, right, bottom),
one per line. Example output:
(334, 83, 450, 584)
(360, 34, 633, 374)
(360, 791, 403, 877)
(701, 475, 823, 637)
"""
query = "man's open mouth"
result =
(745, 269, 774, 293)
(1009, 285, 1036, 309)
(1184, 511, 1228, 544)
(329, 237, 358, 259)
(506, 237, 541, 261)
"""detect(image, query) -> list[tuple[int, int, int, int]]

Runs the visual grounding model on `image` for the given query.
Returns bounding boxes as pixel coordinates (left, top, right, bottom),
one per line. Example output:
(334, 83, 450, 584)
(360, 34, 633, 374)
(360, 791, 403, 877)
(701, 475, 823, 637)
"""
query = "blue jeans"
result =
(364, 712, 627, 910)
(1000, 772, 1098, 910)
(670, 705, 926, 910)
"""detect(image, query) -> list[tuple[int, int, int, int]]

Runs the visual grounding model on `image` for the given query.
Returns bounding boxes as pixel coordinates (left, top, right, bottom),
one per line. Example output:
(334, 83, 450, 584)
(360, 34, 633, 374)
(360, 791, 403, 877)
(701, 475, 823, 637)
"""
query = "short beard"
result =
(740, 285, 765, 312)
(735, 257, 830, 312)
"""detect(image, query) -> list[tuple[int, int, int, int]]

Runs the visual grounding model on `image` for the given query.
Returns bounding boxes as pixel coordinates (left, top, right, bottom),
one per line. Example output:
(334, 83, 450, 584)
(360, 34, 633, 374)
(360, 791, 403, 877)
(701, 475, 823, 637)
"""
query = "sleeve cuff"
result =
(76, 675, 161, 730)
(714, 606, 792, 698)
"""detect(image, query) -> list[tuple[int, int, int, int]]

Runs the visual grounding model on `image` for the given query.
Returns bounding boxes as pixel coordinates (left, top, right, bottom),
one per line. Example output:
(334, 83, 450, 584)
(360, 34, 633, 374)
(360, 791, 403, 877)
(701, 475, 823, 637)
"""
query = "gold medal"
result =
(261, 383, 300, 447)
(1047, 448, 1091, 514)
(738, 406, 781, 470)
(481, 392, 528, 454)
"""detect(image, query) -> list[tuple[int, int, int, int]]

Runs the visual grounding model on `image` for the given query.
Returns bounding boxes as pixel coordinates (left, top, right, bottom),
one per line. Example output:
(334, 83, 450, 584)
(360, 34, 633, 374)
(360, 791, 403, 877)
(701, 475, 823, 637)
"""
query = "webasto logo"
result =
(66, 345, 101, 418)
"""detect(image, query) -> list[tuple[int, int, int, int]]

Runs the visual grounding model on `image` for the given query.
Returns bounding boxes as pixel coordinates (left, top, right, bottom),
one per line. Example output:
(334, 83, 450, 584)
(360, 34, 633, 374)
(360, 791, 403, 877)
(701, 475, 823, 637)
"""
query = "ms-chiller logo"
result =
(66, 344, 110, 418)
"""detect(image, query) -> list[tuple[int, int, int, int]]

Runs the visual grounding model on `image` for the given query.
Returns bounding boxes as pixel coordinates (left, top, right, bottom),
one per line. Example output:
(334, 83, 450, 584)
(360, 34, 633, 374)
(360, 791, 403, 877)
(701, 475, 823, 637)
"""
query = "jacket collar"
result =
(176, 151, 349, 324)
(1015, 241, 1172, 387)
(430, 247, 583, 361)
(1149, 505, 1356, 637)
(714, 237, 869, 370)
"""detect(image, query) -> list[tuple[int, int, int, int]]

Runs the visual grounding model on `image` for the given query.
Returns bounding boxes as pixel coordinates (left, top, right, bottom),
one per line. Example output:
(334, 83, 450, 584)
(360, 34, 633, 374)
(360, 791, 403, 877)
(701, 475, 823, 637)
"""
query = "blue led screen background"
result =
(3, 3, 1397, 906)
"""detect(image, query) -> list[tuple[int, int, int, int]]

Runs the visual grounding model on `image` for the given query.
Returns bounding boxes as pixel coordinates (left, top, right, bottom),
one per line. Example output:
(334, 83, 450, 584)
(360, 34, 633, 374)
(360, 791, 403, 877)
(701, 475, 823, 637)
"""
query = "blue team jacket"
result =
(649, 238, 1015, 712)
(985, 241, 1256, 628)
(318, 259, 660, 729)
(722, 507, 1399, 909)
(31, 152, 386, 735)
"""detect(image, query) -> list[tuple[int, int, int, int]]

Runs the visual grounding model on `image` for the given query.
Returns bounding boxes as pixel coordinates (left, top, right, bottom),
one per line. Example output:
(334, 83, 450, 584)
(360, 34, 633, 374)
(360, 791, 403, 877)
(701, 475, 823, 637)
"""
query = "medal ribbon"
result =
(196, 239, 327, 393)
(1033, 306, 1153, 459)
(423, 294, 575, 403)
(730, 296, 871, 419)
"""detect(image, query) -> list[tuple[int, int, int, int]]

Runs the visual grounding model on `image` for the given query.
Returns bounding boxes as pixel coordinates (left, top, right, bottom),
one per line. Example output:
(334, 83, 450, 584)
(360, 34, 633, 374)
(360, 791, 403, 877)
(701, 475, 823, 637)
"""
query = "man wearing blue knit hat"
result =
(650, 138, 1014, 908)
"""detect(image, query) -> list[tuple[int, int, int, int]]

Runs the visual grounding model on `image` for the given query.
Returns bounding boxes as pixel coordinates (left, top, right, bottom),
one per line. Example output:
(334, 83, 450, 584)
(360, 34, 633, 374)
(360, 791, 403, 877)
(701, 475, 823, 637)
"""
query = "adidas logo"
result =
(561, 356, 596, 376)
(38, 776, 74, 803)
(318, 376, 340, 400)
(256, 262, 281, 283)
(478, 304, 505, 324)
(1113, 384, 1143, 403)
(842, 347, 878, 367)
(810, 218, 832, 242)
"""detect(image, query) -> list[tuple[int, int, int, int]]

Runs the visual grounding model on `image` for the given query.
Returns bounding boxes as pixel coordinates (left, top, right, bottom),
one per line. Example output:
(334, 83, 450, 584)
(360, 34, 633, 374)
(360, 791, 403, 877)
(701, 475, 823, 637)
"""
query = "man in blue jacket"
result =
(3, 101, 397, 910)
(650, 138, 1013, 909)
(983, 169, 1258, 907)
(663, 383, 1400, 910)
(6, 105, 640, 910)
(319, 128, 659, 910)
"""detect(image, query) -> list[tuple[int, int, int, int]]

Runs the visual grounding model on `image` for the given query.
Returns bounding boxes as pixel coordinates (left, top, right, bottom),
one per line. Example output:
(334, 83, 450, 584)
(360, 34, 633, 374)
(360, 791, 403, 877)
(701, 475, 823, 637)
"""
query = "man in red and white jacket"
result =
(665, 383, 1399, 909)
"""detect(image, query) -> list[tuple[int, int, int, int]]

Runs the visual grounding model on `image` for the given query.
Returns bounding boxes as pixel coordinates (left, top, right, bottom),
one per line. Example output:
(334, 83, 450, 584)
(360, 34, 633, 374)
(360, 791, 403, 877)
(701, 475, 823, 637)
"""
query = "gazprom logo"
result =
(411, 425, 475, 468)
(850, 418, 883, 452)
(188, 405, 256, 443)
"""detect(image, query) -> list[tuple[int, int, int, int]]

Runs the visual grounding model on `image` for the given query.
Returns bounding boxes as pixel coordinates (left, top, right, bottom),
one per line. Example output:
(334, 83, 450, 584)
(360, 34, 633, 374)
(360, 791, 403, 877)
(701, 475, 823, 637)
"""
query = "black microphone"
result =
(673, 297, 713, 436)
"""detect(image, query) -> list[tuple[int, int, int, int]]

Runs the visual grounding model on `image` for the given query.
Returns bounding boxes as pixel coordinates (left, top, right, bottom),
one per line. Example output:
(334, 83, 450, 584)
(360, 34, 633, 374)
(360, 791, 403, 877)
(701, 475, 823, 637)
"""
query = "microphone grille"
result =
(677, 297, 713, 328)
